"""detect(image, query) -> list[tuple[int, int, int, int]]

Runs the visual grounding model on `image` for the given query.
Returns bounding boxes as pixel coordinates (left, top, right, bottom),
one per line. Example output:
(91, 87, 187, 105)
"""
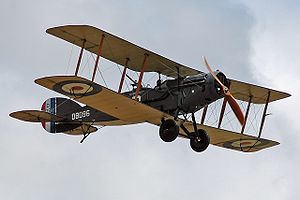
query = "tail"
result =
(10, 97, 98, 135)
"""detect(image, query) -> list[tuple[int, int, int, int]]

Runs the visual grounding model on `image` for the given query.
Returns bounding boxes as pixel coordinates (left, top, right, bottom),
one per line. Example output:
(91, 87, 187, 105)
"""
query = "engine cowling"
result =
(41, 97, 82, 133)
(159, 119, 179, 142)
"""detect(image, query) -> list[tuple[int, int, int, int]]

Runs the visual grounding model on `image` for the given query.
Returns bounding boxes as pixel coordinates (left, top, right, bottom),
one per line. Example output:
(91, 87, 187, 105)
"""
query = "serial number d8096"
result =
(72, 110, 90, 120)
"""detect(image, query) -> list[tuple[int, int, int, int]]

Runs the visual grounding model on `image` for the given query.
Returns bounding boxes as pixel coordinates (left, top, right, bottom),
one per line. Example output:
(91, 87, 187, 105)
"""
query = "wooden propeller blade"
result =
(225, 92, 245, 126)
(203, 56, 224, 87)
(203, 56, 245, 126)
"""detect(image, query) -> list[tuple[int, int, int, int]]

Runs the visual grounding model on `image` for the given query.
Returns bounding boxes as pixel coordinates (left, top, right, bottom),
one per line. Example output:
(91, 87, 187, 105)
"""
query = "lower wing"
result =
(35, 75, 279, 152)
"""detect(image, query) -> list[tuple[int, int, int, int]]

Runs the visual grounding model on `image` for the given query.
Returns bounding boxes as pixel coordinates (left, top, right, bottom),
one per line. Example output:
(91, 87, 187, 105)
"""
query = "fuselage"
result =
(43, 71, 229, 130)
(123, 71, 227, 116)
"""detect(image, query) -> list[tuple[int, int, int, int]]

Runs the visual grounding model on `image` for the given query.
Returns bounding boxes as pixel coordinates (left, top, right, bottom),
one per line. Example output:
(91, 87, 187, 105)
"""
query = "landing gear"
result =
(159, 113, 210, 152)
(190, 129, 210, 152)
(159, 119, 179, 142)
(180, 113, 211, 153)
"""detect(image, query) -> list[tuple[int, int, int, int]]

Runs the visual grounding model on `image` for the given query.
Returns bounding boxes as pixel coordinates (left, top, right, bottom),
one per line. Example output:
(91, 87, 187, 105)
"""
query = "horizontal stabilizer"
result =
(9, 110, 64, 122)
(64, 124, 98, 135)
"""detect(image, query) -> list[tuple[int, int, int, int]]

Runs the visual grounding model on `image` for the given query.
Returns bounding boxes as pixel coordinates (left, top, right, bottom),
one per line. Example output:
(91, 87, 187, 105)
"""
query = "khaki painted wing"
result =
(229, 79, 291, 104)
(9, 110, 63, 122)
(35, 75, 278, 152)
(46, 25, 202, 78)
(178, 120, 279, 152)
(35, 75, 168, 124)
(46, 25, 290, 104)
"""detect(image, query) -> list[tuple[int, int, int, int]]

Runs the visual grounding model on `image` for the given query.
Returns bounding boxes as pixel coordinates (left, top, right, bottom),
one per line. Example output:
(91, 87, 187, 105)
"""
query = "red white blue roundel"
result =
(53, 80, 102, 97)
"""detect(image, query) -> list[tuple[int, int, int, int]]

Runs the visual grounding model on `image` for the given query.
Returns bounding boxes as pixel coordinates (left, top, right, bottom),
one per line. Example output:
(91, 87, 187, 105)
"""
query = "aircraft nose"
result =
(213, 71, 229, 94)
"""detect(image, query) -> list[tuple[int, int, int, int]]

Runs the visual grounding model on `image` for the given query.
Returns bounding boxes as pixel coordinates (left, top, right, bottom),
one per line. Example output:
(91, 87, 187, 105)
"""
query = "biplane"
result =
(10, 25, 291, 153)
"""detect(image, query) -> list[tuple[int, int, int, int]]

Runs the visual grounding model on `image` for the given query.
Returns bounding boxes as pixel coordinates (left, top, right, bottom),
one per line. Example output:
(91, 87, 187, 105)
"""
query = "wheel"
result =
(190, 129, 210, 152)
(159, 119, 179, 142)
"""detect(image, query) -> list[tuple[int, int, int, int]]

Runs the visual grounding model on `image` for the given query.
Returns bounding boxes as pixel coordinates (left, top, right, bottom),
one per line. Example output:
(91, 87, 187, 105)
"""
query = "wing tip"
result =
(46, 24, 97, 34)
(238, 139, 280, 153)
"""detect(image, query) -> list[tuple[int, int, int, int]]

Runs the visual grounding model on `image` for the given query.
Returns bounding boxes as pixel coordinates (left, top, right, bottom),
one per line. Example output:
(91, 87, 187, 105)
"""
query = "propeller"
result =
(203, 56, 245, 126)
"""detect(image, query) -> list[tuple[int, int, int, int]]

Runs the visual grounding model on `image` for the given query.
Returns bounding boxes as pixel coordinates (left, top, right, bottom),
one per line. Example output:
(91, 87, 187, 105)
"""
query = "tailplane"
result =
(10, 97, 98, 136)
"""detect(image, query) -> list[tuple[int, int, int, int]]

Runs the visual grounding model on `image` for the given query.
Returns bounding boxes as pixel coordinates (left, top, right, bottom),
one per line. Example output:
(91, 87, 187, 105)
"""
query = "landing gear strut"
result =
(180, 113, 210, 152)
(190, 113, 210, 152)
(159, 113, 210, 152)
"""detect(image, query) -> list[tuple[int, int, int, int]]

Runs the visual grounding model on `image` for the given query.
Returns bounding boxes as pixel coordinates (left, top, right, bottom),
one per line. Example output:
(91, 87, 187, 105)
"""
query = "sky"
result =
(1, 0, 299, 199)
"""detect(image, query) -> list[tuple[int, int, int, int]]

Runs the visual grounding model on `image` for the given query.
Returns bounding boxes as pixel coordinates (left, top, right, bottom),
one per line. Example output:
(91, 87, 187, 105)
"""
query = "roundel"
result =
(53, 80, 102, 97)
(223, 138, 269, 150)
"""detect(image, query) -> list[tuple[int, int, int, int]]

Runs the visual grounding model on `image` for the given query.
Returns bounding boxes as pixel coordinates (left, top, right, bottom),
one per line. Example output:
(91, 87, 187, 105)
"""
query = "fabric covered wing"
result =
(35, 75, 278, 152)
(178, 120, 279, 152)
(35, 75, 168, 124)
(229, 79, 291, 104)
(46, 25, 290, 104)
(46, 25, 202, 78)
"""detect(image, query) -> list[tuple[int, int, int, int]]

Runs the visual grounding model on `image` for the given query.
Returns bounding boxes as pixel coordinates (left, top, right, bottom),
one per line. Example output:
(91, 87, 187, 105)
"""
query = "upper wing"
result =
(35, 75, 278, 152)
(46, 25, 290, 104)
(46, 25, 202, 78)
(229, 79, 291, 104)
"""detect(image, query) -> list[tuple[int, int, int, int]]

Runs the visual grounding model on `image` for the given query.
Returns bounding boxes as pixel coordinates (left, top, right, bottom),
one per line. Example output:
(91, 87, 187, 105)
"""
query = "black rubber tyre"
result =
(159, 119, 179, 142)
(190, 129, 210, 152)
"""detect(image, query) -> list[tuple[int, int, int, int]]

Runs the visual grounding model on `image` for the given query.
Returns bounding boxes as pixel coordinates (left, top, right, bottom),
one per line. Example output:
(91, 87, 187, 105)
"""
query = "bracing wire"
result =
(66, 44, 75, 74)
(80, 52, 93, 77)
(97, 67, 108, 87)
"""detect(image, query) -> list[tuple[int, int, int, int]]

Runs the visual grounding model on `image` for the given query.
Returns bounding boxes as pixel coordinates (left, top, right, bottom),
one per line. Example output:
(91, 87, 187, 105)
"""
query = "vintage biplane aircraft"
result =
(10, 25, 291, 153)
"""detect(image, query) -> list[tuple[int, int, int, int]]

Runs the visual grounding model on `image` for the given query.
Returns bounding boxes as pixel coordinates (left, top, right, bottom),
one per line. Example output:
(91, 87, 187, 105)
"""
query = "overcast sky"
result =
(1, 0, 299, 199)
